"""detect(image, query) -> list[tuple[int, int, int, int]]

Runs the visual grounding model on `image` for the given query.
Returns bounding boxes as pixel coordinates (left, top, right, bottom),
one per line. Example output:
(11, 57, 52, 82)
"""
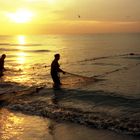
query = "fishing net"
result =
(60, 72, 95, 88)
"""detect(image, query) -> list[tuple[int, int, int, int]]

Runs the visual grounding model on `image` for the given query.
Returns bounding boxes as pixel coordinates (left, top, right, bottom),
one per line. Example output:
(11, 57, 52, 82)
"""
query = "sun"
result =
(7, 9, 33, 23)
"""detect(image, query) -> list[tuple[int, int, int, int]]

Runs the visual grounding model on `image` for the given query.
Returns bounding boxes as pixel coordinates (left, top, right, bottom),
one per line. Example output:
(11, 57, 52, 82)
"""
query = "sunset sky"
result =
(0, 0, 140, 34)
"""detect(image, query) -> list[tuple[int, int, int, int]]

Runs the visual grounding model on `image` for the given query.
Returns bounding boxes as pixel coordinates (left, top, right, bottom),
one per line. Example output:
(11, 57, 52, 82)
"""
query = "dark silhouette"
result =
(0, 54, 6, 77)
(51, 54, 65, 88)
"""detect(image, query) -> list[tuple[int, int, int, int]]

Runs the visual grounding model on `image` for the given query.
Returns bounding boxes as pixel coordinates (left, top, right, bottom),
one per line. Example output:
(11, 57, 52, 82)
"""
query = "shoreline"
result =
(0, 87, 140, 137)
(0, 108, 140, 140)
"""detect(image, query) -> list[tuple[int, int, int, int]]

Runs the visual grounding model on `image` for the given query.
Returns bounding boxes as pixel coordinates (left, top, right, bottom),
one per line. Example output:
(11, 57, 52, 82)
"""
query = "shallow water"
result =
(0, 109, 52, 140)
(0, 109, 140, 140)
(0, 33, 140, 138)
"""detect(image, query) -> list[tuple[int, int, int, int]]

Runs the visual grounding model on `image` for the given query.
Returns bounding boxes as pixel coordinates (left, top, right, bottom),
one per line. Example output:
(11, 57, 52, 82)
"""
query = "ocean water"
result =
(0, 33, 140, 139)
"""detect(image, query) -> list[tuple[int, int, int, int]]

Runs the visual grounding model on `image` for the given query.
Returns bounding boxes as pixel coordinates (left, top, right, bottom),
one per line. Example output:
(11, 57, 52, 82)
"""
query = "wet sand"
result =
(0, 108, 140, 140)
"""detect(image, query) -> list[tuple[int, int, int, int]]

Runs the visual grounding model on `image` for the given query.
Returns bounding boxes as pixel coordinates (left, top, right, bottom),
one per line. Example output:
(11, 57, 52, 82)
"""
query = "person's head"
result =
(54, 54, 60, 60)
(1, 54, 6, 59)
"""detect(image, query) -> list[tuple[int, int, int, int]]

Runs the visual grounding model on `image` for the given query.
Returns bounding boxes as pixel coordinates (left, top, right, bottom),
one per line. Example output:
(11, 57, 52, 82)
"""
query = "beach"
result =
(0, 33, 140, 139)
(0, 109, 140, 140)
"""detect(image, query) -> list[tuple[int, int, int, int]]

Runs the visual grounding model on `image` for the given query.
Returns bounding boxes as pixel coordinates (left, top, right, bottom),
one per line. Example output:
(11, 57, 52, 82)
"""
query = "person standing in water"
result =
(0, 54, 6, 77)
(51, 54, 65, 87)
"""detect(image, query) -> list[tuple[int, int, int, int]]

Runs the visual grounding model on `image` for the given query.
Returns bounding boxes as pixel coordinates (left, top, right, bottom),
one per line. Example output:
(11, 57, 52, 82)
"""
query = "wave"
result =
(123, 56, 140, 60)
(0, 48, 19, 51)
(0, 43, 42, 46)
(93, 62, 140, 78)
(79, 53, 140, 63)
(0, 48, 51, 53)
(1, 87, 139, 135)
(92, 63, 121, 66)
(26, 50, 51, 53)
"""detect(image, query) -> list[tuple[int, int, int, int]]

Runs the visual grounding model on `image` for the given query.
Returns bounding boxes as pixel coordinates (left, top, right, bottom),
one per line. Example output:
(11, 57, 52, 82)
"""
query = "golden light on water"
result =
(16, 36, 27, 64)
(0, 109, 51, 140)
(17, 52, 27, 64)
(0, 109, 24, 140)
(12, 35, 27, 64)
(18, 35, 26, 45)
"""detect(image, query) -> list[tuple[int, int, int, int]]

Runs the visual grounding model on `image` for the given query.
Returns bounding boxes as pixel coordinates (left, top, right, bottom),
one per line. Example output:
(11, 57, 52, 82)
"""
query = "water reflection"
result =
(4, 35, 30, 84)
(16, 35, 26, 50)
(18, 36, 26, 45)
(0, 109, 51, 140)
(0, 109, 24, 140)
(4, 35, 67, 86)
(16, 35, 27, 65)
(16, 52, 27, 64)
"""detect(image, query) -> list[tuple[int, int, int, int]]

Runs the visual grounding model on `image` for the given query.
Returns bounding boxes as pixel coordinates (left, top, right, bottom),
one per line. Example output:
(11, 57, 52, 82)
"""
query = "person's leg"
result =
(51, 74, 61, 85)
(0, 70, 3, 77)
(51, 74, 61, 90)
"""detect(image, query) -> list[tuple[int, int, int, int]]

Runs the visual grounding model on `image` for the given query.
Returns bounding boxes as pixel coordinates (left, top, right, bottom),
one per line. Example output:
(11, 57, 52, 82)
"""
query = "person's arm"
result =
(2, 61, 6, 71)
(58, 68, 65, 74)
(57, 62, 65, 74)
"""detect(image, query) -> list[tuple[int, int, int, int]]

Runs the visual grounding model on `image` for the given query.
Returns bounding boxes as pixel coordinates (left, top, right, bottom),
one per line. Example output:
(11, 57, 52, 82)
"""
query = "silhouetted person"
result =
(0, 54, 6, 77)
(51, 54, 65, 87)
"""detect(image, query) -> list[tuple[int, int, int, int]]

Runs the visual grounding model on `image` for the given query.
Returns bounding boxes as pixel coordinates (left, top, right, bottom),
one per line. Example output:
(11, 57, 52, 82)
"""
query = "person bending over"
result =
(0, 54, 6, 77)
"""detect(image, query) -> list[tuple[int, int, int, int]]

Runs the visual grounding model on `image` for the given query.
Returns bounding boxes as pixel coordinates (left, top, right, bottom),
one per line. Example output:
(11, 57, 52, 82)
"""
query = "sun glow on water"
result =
(17, 52, 27, 64)
(16, 36, 27, 64)
(18, 35, 26, 45)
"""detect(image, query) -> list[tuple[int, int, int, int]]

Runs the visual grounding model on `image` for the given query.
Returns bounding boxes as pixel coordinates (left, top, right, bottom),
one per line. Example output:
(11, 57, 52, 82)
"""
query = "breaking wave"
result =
(1, 87, 139, 136)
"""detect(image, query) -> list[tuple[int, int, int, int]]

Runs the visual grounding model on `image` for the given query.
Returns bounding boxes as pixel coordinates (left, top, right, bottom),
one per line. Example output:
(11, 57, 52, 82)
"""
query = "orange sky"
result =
(0, 0, 140, 34)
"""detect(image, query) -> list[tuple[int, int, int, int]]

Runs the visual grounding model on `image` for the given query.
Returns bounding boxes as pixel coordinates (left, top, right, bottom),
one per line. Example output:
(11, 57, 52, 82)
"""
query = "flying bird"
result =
(78, 15, 81, 18)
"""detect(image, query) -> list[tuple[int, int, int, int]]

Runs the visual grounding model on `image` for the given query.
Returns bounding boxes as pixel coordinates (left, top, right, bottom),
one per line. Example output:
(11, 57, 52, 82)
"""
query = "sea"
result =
(0, 33, 140, 140)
